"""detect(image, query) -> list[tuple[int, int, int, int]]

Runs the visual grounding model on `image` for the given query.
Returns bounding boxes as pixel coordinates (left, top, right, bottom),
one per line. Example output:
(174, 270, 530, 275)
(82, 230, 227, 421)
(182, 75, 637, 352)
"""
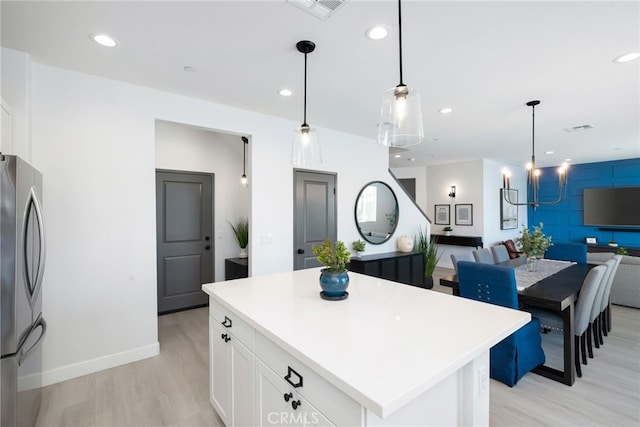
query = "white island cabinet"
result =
(203, 268, 529, 426)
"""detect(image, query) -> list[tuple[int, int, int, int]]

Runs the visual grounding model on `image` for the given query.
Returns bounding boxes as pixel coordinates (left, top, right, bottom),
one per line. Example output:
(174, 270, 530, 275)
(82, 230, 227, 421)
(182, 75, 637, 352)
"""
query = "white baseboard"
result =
(39, 342, 160, 387)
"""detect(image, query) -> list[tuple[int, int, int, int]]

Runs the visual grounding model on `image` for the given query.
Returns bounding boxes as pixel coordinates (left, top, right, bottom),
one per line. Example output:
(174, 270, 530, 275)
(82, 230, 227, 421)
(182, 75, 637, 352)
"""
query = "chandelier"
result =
(502, 100, 568, 210)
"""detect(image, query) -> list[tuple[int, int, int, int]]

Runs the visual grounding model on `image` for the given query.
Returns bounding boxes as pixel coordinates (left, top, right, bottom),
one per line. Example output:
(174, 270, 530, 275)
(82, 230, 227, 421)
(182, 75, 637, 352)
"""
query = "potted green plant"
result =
(312, 239, 351, 299)
(616, 247, 628, 256)
(608, 240, 618, 248)
(517, 222, 553, 271)
(415, 227, 441, 289)
(443, 226, 453, 236)
(228, 218, 249, 258)
(352, 239, 366, 257)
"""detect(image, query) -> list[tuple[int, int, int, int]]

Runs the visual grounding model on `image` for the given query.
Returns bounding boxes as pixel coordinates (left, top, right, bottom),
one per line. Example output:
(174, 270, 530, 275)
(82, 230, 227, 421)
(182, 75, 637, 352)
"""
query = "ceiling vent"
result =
(564, 124, 594, 133)
(288, 0, 347, 20)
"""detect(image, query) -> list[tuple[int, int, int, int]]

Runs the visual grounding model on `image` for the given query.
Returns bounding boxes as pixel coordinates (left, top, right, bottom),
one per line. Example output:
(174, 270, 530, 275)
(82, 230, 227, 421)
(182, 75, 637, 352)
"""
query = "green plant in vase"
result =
(312, 239, 351, 299)
(415, 227, 441, 288)
(228, 218, 249, 258)
(352, 239, 366, 257)
(517, 222, 553, 272)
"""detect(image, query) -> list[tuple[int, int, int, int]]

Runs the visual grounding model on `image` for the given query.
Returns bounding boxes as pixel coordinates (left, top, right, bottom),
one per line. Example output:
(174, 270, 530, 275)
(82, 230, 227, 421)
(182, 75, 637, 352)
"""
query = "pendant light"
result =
(502, 100, 568, 210)
(291, 40, 322, 165)
(377, 0, 424, 147)
(240, 136, 248, 188)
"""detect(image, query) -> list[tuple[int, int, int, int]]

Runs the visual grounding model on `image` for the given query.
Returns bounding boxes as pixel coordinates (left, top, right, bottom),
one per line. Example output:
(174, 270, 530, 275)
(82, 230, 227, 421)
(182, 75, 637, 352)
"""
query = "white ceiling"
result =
(2, 0, 638, 168)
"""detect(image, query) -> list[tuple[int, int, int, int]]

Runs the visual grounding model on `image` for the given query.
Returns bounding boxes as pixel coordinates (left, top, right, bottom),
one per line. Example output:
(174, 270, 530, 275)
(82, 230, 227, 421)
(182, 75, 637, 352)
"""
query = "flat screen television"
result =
(583, 186, 640, 227)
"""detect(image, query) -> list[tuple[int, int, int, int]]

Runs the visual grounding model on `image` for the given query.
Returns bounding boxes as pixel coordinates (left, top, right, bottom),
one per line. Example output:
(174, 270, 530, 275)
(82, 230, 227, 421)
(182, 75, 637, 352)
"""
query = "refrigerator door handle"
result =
(18, 316, 47, 367)
(22, 185, 46, 305)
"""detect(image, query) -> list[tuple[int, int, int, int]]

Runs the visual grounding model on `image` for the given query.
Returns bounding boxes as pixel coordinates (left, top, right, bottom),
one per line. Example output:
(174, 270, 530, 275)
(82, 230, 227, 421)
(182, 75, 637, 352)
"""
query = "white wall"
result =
(482, 159, 527, 249)
(155, 120, 249, 282)
(426, 159, 528, 268)
(390, 166, 428, 214)
(6, 54, 427, 386)
(1, 48, 31, 159)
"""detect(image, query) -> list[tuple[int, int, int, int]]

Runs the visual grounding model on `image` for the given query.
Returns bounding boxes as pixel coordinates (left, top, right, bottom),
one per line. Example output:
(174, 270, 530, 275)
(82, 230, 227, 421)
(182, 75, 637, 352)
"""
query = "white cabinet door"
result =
(255, 360, 334, 427)
(211, 317, 231, 425)
(211, 316, 255, 427)
(230, 331, 254, 427)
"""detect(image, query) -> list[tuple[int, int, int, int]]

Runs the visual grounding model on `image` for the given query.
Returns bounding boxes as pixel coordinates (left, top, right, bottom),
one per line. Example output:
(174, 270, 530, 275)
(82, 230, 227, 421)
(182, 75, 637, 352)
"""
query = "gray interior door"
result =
(293, 171, 337, 270)
(156, 170, 213, 314)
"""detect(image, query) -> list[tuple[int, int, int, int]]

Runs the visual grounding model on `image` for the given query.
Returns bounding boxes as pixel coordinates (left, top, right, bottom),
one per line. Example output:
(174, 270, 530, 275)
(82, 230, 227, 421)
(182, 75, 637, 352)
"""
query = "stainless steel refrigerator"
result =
(1, 154, 47, 427)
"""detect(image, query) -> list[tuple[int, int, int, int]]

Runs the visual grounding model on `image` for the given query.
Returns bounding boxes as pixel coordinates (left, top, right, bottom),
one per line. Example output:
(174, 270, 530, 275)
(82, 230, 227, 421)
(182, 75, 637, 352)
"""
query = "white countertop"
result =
(203, 268, 529, 418)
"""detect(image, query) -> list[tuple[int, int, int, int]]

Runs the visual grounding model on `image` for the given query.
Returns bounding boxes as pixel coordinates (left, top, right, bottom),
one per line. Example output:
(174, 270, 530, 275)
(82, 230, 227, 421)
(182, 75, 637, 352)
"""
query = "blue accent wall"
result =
(528, 158, 640, 248)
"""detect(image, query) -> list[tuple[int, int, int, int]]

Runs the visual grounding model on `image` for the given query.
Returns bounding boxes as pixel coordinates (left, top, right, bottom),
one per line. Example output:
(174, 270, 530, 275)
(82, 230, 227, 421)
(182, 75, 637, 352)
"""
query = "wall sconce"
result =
(448, 185, 456, 198)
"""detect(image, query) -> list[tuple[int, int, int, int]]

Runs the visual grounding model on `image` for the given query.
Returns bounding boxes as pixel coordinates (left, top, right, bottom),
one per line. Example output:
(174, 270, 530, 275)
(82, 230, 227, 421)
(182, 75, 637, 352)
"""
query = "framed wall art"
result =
(434, 204, 450, 225)
(500, 189, 518, 230)
(455, 204, 473, 226)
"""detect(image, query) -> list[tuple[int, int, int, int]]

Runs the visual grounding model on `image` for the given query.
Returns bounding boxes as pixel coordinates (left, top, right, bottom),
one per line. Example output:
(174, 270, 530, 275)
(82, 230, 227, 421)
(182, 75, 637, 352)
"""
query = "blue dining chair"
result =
(525, 265, 607, 378)
(457, 261, 546, 386)
(544, 242, 587, 264)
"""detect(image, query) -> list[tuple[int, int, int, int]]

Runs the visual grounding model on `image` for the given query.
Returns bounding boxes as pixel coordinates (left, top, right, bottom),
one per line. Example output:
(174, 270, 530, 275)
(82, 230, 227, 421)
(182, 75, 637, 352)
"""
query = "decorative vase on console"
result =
(443, 226, 453, 236)
(312, 239, 351, 300)
(397, 235, 414, 253)
(516, 222, 553, 272)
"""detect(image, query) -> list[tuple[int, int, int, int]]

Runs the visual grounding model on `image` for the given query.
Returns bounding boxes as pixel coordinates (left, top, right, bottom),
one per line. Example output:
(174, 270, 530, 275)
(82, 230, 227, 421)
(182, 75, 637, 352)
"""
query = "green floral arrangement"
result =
(312, 239, 351, 273)
(228, 218, 249, 249)
(352, 239, 366, 253)
(616, 247, 628, 256)
(517, 222, 553, 257)
(443, 226, 453, 232)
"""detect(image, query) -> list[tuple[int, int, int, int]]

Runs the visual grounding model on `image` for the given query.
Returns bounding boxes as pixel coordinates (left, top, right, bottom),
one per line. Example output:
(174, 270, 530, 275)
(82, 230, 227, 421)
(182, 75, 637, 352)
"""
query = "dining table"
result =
(440, 256, 596, 386)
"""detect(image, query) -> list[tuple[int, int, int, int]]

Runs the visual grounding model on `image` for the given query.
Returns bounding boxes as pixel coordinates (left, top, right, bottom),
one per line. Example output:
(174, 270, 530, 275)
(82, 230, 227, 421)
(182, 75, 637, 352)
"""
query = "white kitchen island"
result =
(203, 268, 529, 427)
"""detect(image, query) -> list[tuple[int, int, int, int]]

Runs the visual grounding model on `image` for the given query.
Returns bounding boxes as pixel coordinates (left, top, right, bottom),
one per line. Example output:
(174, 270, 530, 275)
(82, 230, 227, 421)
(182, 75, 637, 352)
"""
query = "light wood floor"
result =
(36, 267, 640, 426)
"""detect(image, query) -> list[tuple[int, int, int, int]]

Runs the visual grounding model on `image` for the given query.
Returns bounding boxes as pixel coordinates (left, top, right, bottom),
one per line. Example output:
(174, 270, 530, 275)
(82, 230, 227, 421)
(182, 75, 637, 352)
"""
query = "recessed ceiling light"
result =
(545, 150, 554, 155)
(278, 89, 293, 97)
(564, 158, 572, 162)
(183, 66, 196, 72)
(439, 107, 453, 114)
(394, 154, 401, 158)
(613, 52, 640, 63)
(91, 33, 116, 47)
(408, 158, 415, 162)
(365, 26, 389, 40)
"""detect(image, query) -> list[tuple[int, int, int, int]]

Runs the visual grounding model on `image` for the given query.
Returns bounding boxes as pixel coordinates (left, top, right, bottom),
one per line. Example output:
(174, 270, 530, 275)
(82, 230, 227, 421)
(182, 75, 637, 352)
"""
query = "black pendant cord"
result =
(397, 0, 404, 86)
(242, 140, 246, 175)
(531, 103, 536, 169)
(303, 52, 308, 127)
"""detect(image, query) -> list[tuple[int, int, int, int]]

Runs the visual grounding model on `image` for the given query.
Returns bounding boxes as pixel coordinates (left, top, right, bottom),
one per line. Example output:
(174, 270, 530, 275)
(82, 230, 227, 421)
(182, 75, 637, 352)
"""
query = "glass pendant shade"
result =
(291, 124, 322, 166)
(377, 85, 424, 147)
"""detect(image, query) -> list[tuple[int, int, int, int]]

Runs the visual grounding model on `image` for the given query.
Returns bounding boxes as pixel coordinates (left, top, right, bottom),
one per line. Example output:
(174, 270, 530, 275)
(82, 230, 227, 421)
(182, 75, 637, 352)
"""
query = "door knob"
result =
(297, 249, 304, 254)
(283, 392, 293, 402)
(205, 245, 211, 250)
(205, 236, 211, 241)
(291, 400, 301, 410)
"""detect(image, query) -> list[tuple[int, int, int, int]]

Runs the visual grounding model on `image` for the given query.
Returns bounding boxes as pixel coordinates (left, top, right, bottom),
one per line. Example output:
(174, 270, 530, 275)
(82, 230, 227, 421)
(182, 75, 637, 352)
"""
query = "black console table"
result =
(348, 251, 428, 289)
(225, 258, 248, 280)
(432, 234, 483, 249)
(587, 245, 640, 257)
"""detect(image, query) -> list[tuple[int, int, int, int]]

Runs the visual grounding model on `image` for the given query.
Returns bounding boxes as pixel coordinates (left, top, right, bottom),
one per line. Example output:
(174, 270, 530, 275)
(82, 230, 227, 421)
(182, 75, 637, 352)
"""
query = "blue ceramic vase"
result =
(319, 269, 349, 297)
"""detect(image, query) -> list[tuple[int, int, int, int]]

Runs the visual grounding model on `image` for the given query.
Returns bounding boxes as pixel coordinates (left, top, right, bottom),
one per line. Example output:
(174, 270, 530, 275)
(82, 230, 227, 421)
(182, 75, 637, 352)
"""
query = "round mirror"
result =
(354, 181, 399, 245)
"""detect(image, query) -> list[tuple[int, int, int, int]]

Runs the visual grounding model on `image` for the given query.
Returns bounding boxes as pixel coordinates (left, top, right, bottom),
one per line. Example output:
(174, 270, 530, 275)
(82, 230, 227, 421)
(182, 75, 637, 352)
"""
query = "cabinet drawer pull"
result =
(283, 392, 292, 402)
(284, 366, 303, 388)
(221, 316, 232, 328)
(291, 400, 301, 410)
(221, 333, 231, 343)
